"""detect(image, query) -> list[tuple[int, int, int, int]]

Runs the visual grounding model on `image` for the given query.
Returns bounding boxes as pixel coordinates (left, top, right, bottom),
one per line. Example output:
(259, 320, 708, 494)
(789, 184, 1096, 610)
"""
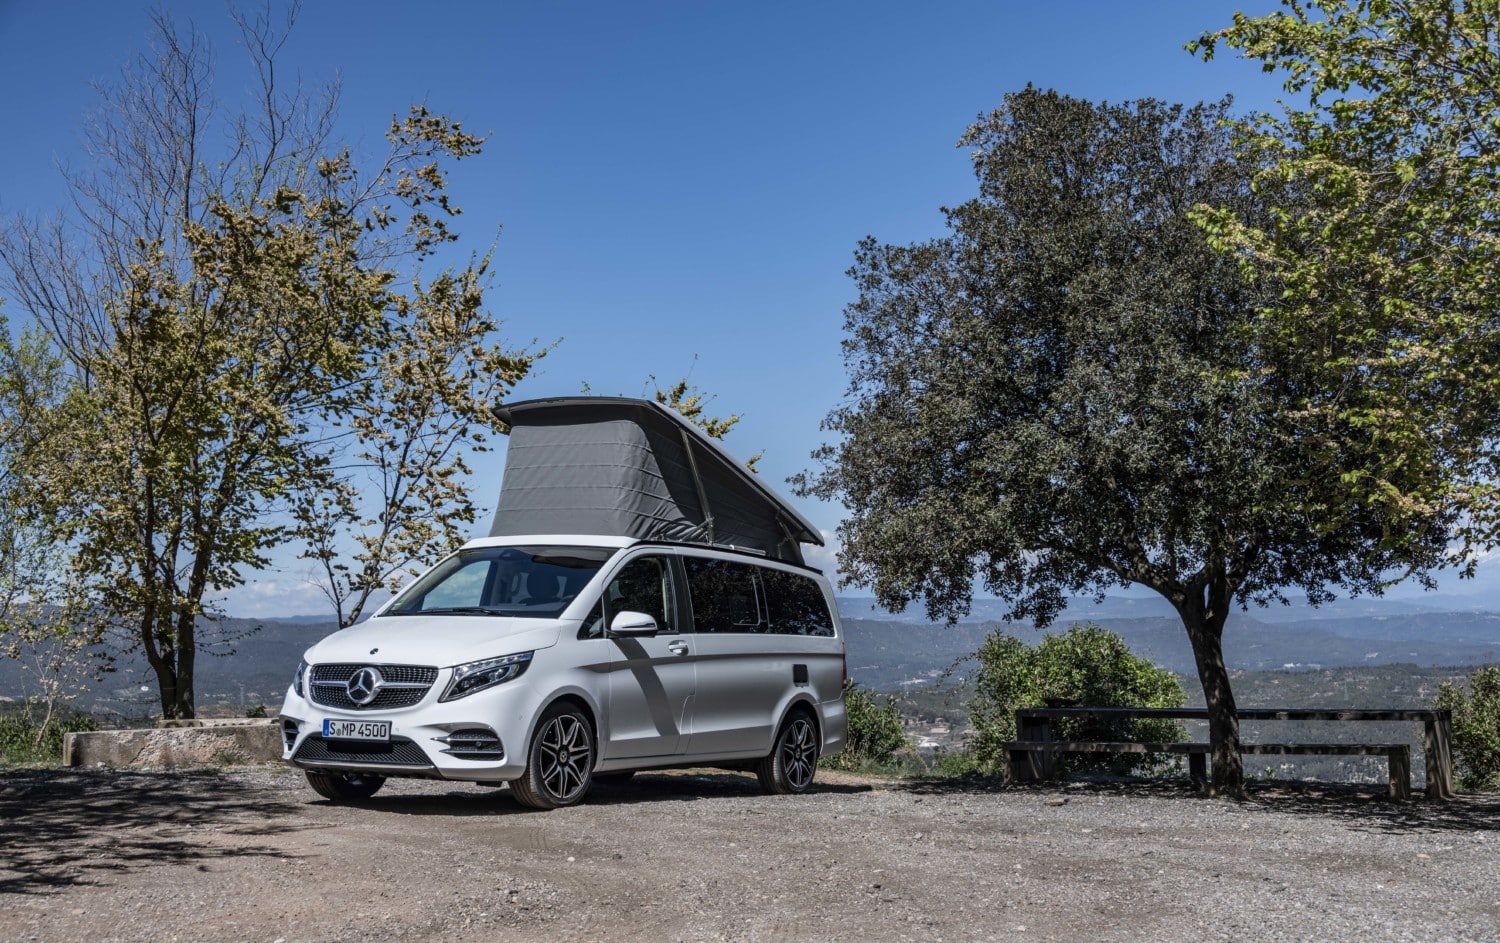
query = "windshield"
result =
(382, 545, 615, 619)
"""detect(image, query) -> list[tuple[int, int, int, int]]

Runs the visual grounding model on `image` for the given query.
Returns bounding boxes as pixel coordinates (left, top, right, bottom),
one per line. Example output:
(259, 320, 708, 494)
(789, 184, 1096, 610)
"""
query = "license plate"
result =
(323, 719, 391, 742)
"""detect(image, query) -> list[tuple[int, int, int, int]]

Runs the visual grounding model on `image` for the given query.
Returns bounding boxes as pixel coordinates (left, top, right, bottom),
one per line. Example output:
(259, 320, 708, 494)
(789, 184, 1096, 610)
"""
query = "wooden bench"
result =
(1000, 739, 1412, 800)
(1008, 705, 1452, 799)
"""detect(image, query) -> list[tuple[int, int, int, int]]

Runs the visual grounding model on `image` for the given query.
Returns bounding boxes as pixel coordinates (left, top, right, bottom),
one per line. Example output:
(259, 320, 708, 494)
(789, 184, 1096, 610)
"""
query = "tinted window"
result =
(683, 557, 763, 633)
(600, 555, 676, 635)
(761, 568, 836, 637)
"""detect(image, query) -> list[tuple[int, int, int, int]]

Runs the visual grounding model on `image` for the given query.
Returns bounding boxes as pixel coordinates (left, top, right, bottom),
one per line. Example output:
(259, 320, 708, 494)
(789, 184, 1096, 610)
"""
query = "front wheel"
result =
(305, 770, 385, 801)
(511, 703, 595, 810)
(757, 712, 819, 795)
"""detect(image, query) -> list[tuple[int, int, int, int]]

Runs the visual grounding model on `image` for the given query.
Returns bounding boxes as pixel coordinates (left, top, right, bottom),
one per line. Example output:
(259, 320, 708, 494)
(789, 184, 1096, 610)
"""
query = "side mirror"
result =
(608, 611, 659, 638)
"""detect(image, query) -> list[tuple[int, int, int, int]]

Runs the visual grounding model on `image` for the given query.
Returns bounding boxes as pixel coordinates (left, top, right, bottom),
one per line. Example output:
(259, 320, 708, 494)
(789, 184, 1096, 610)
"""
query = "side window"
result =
(579, 597, 607, 640)
(683, 557, 763, 633)
(761, 568, 836, 637)
(600, 556, 675, 635)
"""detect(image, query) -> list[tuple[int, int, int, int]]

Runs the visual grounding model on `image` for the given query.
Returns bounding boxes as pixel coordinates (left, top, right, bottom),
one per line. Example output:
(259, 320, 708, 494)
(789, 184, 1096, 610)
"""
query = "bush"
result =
(827, 681, 908, 771)
(0, 702, 99, 766)
(964, 622, 1187, 776)
(1435, 666, 1500, 791)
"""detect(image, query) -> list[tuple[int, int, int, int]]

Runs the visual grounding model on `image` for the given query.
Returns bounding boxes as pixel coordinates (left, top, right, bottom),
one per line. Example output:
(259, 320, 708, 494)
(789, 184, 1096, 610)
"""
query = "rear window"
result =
(760, 568, 836, 637)
(683, 557, 763, 633)
(683, 556, 835, 636)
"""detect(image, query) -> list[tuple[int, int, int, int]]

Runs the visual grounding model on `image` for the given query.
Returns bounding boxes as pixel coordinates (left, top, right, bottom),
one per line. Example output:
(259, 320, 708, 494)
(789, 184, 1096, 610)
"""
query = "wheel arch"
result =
(526, 690, 600, 757)
(775, 695, 822, 747)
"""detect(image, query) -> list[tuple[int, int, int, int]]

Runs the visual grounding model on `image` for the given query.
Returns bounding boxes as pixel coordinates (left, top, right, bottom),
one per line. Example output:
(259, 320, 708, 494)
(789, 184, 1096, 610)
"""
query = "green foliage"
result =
(0, 312, 108, 718)
(796, 88, 1445, 792)
(963, 623, 1187, 776)
(650, 372, 764, 471)
(0, 10, 536, 713)
(798, 88, 1442, 631)
(827, 681, 908, 771)
(1435, 666, 1500, 792)
(1191, 1, 1500, 566)
(0, 703, 98, 767)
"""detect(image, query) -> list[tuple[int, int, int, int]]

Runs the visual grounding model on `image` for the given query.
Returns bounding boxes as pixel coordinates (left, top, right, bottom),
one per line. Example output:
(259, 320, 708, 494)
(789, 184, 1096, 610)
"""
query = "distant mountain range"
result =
(837, 595, 1500, 689)
(3, 592, 1497, 714)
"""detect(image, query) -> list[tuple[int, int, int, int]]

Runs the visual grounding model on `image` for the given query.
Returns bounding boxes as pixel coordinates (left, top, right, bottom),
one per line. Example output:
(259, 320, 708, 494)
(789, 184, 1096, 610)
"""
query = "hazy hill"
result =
(0, 617, 335, 720)
(3, 595, 1498, 715)
(838, 602, 1500, 690)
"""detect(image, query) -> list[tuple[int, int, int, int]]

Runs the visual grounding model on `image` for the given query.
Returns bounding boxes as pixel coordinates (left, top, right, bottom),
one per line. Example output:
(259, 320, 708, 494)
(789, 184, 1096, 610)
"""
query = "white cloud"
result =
(802, 530, 850, 585)
(215, 572, 338, 620)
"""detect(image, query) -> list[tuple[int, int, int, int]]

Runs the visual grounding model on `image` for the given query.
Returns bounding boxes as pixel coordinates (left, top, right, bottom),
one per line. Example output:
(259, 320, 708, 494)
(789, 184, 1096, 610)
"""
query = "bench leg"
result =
(1424, 717, 1455, 800)
(1388, 748, 1411, 801)
(1007, 746, 1047, 783)
(1017, 716, 1055, 779)
(1188, 753, 1207, 790)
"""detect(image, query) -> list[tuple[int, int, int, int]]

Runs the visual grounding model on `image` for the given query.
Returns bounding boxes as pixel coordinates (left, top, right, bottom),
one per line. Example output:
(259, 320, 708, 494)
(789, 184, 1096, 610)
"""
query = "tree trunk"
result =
(173, 608, 197, 720)
(140, 606, 182, 721)
(1177, 595, 1243, 797)
(150, 654, 180, 720)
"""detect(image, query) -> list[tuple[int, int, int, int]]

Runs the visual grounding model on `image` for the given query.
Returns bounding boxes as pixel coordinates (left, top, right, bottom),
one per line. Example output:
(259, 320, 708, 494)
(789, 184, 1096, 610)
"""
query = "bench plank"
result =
(1002, 740, 1412, 800)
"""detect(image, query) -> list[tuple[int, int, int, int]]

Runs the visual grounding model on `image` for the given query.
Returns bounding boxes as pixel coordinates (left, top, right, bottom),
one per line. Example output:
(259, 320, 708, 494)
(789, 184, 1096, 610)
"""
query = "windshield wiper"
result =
(417, 606, 498, 616)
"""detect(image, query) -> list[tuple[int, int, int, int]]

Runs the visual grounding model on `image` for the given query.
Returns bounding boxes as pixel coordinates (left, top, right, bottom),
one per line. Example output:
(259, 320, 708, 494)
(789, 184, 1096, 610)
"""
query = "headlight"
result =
(292, 660, 308, 698)
(440, 652, 534, 702)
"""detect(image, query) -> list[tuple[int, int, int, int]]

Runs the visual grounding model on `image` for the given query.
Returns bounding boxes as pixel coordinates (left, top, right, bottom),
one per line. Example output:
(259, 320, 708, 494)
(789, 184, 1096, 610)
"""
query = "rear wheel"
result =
(757, 711, 819, 795)
(511, 702, 595, 810)
(305, 770, 386, 801)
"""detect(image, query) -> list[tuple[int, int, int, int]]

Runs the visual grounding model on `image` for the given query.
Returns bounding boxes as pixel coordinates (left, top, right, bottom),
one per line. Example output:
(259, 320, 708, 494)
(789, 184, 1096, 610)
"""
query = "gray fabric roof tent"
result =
(489, 397, 823, 566)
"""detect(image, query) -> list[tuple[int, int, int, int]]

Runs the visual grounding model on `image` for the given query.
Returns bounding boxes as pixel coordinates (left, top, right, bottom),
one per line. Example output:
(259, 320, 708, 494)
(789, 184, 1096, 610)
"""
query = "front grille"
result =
(309, 663, 439, 710)
(293, 735, 433, 767)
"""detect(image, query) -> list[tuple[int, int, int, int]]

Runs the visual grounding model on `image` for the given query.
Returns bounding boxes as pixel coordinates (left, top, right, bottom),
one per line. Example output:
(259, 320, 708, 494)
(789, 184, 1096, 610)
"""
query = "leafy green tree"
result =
(1435, 666, 1500, 791)
(0, 9, 534, 715)
(827, 680, 908, 770)
(965, 624, 1186, 776)
(1190, 1, 1500, 562)
(797, 89, 1453, 794)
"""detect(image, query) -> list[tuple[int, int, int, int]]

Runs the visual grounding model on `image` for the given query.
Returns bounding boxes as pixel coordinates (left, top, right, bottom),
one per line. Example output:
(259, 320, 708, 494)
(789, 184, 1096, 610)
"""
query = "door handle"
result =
(667, 641, 689, 656)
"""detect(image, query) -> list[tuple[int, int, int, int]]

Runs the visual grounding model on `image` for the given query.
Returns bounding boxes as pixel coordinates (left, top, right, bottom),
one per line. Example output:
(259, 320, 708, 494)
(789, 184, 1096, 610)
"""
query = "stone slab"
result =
(63, 721, 282, 768)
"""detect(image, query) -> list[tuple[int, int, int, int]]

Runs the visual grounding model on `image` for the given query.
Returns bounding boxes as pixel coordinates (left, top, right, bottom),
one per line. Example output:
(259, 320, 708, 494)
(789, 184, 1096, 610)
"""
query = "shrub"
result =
(827, 681, 908, 771)
(964, 622, 1187, 776)
(0, 702, 99, 766)
(1435, 666, 1500, 792)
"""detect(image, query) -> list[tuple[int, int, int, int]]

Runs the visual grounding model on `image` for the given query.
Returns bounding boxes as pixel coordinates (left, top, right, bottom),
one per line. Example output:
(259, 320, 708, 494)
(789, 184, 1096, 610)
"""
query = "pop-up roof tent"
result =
(489, 397, 823, 566)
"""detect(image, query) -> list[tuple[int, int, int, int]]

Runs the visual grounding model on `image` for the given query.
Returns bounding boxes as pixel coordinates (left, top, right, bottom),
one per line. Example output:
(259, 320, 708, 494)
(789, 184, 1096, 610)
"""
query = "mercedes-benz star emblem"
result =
(346, 666, 385, 706)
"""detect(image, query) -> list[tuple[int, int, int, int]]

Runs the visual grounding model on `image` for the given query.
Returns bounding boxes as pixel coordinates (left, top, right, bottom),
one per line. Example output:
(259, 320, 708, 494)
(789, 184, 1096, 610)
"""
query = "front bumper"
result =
(278, 681, 533, 783)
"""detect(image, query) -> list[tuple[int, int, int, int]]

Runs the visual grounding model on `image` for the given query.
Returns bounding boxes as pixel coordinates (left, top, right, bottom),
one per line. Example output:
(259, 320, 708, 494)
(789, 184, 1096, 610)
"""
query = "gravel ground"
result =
(1, 764, 1497, 943)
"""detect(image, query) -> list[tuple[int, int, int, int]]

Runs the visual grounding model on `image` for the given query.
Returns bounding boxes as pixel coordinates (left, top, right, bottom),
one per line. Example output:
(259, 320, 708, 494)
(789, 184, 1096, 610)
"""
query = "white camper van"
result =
(278, 397, 848, 809)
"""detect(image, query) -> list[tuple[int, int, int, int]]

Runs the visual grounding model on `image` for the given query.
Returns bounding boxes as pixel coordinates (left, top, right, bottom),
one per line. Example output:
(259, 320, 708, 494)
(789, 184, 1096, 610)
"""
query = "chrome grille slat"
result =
(438, 727, 505, 760)
(308, 663, 439, 710)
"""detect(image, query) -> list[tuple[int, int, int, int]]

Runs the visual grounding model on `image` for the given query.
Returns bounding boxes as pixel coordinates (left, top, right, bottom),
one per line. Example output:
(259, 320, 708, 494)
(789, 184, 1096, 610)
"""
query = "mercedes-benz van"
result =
(278, 535, 848, 807)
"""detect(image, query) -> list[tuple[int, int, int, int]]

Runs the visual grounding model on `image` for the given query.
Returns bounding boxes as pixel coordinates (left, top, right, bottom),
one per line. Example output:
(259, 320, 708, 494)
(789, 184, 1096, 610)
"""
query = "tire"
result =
(305, 770, 386, 801)
(757, 711, 819, 795)
(511, 702, 595, 810)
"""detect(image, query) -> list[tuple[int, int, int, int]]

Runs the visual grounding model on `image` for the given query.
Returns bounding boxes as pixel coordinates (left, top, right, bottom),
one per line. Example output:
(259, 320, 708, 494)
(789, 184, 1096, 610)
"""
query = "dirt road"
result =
(2, 766, 1497, 942)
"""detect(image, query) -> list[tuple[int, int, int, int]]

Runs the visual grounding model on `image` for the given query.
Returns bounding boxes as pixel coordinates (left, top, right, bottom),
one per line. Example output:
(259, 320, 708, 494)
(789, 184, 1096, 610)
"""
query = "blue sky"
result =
(0, 1, 1309, 616)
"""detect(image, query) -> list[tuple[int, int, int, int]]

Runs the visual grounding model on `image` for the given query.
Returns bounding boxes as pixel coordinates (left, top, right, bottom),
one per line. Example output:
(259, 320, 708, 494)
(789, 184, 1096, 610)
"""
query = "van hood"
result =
(302, 616, 564, 669)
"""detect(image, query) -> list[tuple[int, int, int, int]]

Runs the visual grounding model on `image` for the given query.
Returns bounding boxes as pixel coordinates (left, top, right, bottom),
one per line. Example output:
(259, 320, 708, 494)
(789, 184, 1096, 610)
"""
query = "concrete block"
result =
(63, 720, 282, 768)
